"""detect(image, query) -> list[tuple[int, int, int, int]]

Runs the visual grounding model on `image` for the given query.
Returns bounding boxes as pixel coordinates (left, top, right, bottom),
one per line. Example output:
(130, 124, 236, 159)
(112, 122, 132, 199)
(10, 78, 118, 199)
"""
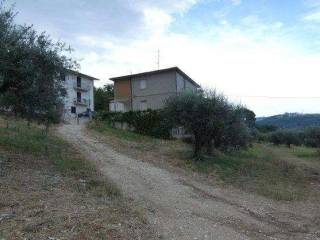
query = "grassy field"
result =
(89, 120, 320, 202)
(0, 117, 157, 239)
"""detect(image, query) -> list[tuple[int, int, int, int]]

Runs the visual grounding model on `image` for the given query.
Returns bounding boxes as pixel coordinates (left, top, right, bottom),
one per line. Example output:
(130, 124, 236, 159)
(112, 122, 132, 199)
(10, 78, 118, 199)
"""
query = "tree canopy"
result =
(0, 3, 77, 124)
(164, 91, 255, 159)
(94, 84, 114, 112)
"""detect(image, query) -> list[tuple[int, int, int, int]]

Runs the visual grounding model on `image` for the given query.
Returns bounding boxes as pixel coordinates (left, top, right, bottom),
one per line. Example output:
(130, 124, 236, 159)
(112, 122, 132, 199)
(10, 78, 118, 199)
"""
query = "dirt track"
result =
(58, 123, 320, 240)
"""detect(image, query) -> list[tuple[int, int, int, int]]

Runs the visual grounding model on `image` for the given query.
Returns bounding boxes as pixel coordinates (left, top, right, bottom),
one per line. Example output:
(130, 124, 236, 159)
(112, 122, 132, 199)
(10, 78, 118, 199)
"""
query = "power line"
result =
(227, 95, 320, 99)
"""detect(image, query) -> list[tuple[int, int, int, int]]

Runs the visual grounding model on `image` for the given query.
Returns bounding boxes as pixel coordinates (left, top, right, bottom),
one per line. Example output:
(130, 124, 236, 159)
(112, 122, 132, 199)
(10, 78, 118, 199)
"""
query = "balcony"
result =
(74, 98, 89, 106)
(73, 83, 90, 92)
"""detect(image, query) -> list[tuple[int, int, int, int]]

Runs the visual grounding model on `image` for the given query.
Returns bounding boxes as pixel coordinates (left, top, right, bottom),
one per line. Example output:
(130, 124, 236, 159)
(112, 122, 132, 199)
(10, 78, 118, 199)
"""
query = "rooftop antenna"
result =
(157, 49, 160, 70)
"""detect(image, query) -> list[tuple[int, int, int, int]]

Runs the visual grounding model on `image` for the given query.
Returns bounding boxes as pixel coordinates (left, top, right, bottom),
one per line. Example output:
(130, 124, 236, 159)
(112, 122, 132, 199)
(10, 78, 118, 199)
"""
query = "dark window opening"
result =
(77, 92, 81, 102)
(61, 73, 66, 81)
(71, 106, 76, 114)
(77, 76, 81, 88)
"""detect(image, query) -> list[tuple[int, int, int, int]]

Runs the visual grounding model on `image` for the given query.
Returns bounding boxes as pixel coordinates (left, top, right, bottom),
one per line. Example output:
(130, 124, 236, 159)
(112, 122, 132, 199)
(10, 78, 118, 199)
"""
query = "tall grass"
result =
(186, 144, 310, 201)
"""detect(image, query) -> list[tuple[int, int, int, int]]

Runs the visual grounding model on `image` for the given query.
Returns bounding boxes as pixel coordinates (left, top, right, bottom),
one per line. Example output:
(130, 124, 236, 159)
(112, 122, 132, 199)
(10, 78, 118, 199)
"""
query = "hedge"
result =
(95, 109, 173, 139)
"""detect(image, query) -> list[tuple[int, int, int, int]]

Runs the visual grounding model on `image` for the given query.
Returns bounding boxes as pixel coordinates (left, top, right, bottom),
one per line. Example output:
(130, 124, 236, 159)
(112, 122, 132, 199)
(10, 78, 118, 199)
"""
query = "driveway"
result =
(58, 123, 319, 240)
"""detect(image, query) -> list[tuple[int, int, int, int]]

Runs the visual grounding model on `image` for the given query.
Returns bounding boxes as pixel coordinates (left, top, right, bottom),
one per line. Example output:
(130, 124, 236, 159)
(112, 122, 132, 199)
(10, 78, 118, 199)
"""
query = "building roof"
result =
(67, 69, 99, 81)
(110, 67, 200, 88)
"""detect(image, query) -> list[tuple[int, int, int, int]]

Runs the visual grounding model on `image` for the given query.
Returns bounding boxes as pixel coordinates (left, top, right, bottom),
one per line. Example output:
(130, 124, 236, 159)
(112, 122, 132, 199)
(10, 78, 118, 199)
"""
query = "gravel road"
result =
(58, 123, 320, 240)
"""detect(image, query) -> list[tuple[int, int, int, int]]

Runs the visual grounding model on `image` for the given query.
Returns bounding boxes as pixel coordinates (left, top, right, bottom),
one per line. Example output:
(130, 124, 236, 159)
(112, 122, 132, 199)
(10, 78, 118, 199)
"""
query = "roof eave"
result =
(67, 69, 99, 81)
(110, 67, 201, 88)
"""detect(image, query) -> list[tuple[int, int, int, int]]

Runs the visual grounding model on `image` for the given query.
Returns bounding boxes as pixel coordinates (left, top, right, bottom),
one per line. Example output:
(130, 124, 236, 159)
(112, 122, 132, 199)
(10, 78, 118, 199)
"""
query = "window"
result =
(140, 100, 147, 111)
(77, 76, 81, 88)
(71, 106, 76, 114)
(140, 79, 146, 89)
(61, 73, 66, 81)
(77, 92, 81, 102)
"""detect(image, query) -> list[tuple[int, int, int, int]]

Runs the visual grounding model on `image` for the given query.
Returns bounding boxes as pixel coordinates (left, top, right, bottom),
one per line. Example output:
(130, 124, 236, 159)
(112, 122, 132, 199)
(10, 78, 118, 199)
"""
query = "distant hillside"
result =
(256, 113, 320, 129)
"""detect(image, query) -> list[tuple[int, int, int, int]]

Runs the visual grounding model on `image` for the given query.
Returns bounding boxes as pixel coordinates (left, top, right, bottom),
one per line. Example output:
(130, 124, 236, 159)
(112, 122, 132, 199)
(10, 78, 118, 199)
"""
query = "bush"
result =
(304, 127, 320, 148)
(96, 109, 172, 139)
(268, 130, 303, 147)
(256, 124, 278, 133)
(163, 91, 255, 158)
(266, 127, 320, 149)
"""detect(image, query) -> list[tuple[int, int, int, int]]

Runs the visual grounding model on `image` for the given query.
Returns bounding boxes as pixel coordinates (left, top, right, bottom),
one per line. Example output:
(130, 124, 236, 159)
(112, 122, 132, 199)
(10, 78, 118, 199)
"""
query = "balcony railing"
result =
(73, 83, 90, 91)
(74, 98, 89, 106)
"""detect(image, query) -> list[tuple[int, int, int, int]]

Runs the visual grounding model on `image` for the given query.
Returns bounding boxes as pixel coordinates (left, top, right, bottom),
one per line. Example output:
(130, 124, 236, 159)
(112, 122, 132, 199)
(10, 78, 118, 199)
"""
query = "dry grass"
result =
(0, 117, 158, 239)
(89, 120, 320, 202)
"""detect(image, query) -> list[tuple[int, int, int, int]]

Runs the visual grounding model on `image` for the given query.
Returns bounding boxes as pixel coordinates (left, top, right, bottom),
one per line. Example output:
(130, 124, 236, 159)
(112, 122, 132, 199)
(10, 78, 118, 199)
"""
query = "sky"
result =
(5, 0, 320, 116)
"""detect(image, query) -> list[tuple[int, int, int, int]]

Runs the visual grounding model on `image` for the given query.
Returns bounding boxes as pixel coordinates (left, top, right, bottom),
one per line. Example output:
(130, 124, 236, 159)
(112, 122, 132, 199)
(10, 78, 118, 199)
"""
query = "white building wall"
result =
(63, 73, 95, 119)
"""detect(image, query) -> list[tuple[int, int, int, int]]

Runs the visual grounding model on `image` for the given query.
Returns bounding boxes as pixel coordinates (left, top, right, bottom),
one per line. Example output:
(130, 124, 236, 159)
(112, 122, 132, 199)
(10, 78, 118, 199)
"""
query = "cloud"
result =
(74, 7, 320, 116)
(303, 10, 320, 22)
(231, 0, 242, 6)
(9, 0, 320, 116)
(143, 8, 173, 34)
(302, 0, 320, 22)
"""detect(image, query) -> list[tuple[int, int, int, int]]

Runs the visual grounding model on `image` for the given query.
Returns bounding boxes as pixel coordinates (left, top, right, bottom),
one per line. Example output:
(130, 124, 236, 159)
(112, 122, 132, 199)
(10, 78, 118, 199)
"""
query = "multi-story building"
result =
(109, 67, 200, 112)
(62, 70, 98, 119)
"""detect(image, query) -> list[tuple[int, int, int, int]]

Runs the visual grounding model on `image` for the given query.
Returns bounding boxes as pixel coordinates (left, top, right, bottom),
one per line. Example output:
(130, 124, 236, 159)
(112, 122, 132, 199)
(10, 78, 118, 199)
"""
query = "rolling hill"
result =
(256, 113, 320, 129)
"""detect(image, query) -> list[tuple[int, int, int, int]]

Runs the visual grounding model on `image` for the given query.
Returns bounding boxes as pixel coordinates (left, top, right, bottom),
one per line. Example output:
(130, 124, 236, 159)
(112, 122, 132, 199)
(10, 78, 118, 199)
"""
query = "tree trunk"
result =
(206, 138, 213, 155)
(45, 120, 50, 135)
(193, 135, 202, 160)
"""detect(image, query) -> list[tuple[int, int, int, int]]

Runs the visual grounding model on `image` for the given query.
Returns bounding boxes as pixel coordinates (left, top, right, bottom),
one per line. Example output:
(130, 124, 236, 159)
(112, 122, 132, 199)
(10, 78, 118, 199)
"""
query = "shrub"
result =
(96, 109, 172, 139)
(163, 91, 255, 158)
(256, 124, 278, 133)
(268, 130, 303, 147)
(304, 127, 320, 148)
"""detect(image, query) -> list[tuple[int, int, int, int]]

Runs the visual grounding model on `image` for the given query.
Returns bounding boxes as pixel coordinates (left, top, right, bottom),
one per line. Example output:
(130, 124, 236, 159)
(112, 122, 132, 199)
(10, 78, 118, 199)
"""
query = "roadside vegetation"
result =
(90, 90, 320, 202)
(0, 117, 157, 239)
(89, 117, 320, 202)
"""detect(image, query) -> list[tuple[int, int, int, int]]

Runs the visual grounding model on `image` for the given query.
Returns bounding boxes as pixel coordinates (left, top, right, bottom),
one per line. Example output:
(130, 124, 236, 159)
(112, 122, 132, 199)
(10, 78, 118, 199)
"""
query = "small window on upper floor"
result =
(140, 79, 146, 90)
(77, 76, 81, 88)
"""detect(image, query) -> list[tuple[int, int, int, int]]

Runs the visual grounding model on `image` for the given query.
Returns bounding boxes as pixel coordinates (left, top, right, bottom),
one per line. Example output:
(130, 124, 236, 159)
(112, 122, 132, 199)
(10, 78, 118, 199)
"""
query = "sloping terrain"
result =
(256, 113, 320, 129)
(0, 119, 157, 240)
(59, 122, 320, 240)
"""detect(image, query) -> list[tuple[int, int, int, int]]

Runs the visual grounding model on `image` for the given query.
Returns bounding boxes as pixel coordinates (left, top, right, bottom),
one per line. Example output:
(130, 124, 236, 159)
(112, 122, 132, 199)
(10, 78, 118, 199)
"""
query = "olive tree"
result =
(164, 91, 229, 159)
(0, 3, 77, 128)
(164, 90, 254, 159)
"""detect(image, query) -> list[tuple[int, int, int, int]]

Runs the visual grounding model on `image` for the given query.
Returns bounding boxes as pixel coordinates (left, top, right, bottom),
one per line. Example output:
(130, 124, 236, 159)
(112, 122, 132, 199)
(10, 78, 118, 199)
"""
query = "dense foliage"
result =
(268, 130, 303, 147)
(256, 124, 278, 133)
(267, 127, 320, 148)
(257, 113, 320, 129)
(94, 84, 114, 112)
(96, 109, 172, 139)
(163, 91, 255, 158)
(0, 3, 76, 125)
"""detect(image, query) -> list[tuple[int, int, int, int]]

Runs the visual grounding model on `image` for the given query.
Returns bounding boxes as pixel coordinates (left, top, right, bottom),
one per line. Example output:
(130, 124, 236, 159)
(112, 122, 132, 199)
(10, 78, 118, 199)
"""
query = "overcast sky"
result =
(6, 0, 320, 116)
